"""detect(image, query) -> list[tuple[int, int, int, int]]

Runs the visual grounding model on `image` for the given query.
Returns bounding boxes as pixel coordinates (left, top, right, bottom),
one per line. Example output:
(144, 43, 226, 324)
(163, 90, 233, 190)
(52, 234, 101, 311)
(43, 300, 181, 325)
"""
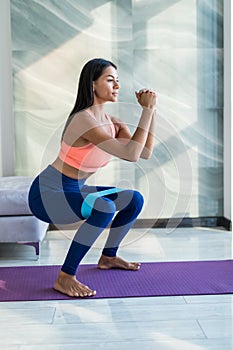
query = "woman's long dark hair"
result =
(62, 58, 117, 139)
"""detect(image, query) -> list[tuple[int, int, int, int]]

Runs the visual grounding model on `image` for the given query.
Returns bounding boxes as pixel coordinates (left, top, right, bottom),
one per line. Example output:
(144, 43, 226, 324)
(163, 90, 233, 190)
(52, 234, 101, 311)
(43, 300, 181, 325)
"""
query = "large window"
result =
(11, 0, 223, 220)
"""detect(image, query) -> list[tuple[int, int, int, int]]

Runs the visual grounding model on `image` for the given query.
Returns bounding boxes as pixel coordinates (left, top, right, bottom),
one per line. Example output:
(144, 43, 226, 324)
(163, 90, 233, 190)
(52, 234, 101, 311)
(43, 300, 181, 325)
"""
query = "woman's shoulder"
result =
(73, 108, 93, 117)
(108, 115, 126, 136)
(72, 109, 98, 124)
(108, 114, 121, 124)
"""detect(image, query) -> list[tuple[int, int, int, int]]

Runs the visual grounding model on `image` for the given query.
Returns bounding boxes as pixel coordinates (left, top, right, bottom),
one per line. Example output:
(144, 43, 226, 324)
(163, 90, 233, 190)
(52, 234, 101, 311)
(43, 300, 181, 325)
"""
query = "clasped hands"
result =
(135, 88, 157, 110)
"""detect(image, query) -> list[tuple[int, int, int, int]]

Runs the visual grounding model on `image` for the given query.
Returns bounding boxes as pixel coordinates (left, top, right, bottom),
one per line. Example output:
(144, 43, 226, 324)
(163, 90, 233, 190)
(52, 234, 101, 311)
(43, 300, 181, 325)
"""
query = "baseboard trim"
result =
(133, 216, 232, 231)
(49, 216, 232, 231)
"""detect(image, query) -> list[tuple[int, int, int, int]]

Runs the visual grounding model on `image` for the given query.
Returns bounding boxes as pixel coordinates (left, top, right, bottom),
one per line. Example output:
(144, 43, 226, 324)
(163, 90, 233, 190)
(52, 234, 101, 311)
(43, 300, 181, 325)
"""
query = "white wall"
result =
(224, 0, 232, 223)
(1, 0, 231, 224)
(0, 0, 14, 176)
(10, 0, 225, 220)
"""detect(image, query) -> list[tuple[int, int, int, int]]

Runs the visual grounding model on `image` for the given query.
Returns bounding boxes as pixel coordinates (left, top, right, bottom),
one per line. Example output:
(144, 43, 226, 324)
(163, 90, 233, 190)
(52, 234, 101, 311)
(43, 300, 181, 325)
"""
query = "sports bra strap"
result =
(81, 188, 125, 219)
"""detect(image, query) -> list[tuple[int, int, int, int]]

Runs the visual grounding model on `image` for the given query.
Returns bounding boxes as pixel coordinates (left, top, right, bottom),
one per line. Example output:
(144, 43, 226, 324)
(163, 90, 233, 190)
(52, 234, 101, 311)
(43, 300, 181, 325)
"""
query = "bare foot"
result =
(98, 255, 141, 271)
(54, 271, 96, 297)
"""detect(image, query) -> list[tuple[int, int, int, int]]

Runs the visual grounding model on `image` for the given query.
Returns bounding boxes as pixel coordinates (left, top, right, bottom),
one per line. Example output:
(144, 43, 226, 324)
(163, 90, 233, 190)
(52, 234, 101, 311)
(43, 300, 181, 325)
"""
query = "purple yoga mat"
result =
(0, 260, 233, 302)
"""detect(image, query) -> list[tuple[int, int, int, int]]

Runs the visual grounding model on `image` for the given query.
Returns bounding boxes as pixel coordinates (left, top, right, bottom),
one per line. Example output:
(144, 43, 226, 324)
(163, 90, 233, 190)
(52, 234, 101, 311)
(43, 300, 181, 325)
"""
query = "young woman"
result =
(28, 58, 156, 298)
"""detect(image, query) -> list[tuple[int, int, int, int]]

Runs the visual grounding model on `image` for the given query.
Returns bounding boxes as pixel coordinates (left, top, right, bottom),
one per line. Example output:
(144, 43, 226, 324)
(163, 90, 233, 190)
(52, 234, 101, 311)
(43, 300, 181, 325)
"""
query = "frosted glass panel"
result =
(11, 0, 223, 219)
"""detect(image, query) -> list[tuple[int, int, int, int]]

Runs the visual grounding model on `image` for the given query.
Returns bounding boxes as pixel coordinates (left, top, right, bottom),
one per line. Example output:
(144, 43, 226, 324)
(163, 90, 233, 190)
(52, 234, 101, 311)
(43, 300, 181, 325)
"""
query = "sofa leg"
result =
(18, 242, 40, 257)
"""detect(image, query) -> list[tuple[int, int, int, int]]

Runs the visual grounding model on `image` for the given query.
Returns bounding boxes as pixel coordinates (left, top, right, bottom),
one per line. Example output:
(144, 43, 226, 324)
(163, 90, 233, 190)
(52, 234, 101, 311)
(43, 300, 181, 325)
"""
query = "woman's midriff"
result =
(51, 157, 94, 180)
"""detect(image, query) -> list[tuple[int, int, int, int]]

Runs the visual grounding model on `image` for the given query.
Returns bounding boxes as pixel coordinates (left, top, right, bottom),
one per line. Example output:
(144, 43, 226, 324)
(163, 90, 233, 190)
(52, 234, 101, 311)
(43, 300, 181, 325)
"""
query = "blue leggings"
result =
(28, 165, 144, 275)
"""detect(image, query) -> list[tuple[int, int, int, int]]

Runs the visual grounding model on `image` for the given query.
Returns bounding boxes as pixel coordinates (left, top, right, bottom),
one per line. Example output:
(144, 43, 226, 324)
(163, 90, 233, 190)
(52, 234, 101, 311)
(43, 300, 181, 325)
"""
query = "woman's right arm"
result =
(122, 106, 155, 161)
(65, 91, 156, 162)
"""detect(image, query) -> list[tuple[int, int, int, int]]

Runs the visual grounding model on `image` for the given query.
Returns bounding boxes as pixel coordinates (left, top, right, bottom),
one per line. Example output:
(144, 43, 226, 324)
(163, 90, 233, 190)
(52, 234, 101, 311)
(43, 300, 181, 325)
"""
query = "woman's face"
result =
(93, 66, 120, 104)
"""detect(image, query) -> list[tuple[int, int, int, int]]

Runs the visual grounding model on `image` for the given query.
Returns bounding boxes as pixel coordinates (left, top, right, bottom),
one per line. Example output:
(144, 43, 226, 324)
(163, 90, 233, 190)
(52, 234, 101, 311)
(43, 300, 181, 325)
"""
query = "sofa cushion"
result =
(0, 216, 48, 242)
(0, 176, 33, 216)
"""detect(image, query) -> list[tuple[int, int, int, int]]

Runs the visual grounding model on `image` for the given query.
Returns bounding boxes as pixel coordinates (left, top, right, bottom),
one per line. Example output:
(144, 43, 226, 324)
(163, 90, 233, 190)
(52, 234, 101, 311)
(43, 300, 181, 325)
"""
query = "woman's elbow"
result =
(140, 151, 152, 160)
(123, 149, 140, 162)
(128, 151, 152, 162)
(125, 155, 140, 163)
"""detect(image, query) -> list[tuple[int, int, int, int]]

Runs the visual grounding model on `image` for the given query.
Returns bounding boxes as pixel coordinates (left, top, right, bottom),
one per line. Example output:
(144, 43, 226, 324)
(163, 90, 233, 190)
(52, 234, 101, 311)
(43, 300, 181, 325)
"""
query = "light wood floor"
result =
(0, 226, 232, 350)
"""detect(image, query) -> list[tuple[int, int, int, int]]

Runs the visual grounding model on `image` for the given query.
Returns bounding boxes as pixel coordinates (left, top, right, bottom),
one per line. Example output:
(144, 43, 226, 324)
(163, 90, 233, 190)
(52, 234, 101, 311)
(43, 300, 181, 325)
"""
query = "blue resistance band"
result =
(81, 188, 125, 219)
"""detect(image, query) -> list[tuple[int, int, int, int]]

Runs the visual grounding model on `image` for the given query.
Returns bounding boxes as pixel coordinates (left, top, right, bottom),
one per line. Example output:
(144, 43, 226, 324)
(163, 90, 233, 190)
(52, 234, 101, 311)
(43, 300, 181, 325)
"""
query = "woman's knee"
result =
(131, 190, 144, 212)
(114, 189, 144, 213)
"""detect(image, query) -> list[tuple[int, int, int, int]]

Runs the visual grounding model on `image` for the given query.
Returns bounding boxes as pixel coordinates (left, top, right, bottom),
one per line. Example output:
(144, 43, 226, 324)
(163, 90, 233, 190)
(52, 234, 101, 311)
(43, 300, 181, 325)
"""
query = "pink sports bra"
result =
(58, 110, 116, 173)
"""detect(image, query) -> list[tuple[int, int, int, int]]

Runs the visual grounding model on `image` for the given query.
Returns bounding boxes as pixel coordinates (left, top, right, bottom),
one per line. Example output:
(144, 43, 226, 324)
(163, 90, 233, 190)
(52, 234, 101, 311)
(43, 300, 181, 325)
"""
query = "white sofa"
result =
(0, 176, 48, 256)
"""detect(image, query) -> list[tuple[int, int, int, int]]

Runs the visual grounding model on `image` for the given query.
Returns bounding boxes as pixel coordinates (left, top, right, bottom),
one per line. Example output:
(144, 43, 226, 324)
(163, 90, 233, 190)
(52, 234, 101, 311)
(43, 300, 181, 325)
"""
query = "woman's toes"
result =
(54, 272, 96, 298)
(133, 263, 140, 269)
(98, 255, 141, 271)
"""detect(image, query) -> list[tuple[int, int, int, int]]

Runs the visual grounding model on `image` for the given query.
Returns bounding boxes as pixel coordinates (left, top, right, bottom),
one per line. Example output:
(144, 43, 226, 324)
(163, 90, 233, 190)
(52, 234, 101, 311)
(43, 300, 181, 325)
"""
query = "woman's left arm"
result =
(111, 113, 156, 159)
(139, 110, 156, 159)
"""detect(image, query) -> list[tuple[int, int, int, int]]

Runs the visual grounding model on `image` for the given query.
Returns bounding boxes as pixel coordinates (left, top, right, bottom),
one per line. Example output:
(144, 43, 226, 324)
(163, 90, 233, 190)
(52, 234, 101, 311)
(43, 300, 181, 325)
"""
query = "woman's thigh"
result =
(29, 175, 140, 224)
(29, 183, 118, 225)
(81, 185, 137, 211)
(29, 186, 85, 224)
